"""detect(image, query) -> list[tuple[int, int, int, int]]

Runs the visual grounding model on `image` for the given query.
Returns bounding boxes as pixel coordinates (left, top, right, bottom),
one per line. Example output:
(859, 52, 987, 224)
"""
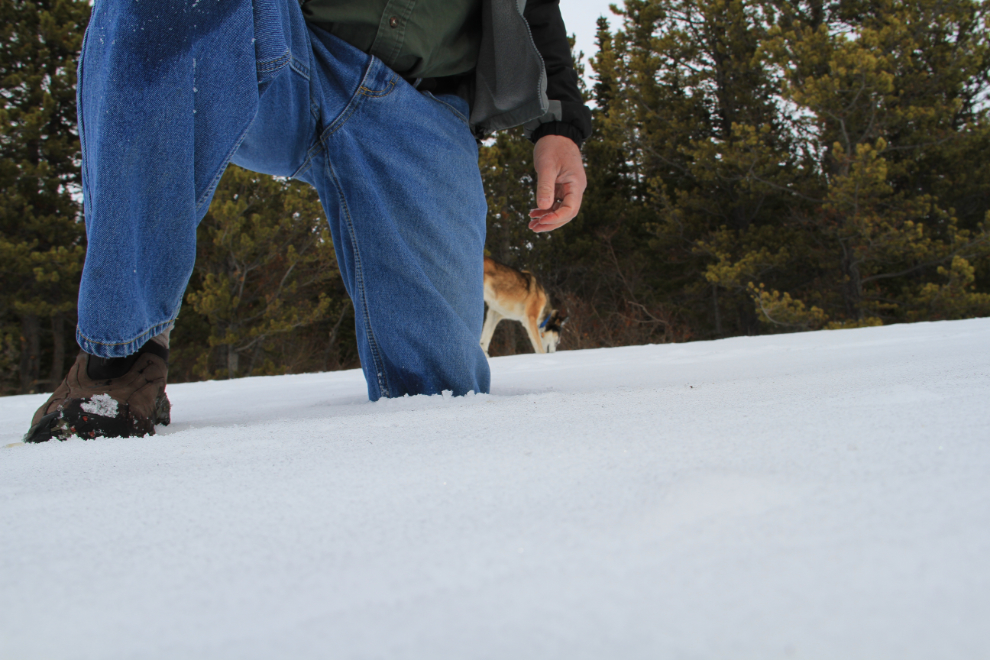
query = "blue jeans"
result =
(76, 0, 490, 399)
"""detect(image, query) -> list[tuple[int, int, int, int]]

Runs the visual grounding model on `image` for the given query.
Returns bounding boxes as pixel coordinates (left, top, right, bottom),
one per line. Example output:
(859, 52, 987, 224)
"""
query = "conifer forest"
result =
(2, 0, 989, 394)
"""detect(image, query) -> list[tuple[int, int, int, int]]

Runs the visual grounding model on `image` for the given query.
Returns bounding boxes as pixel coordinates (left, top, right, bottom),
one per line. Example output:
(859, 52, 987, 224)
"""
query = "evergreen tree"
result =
(584, 0, 808, 338)
(0, 0, 90, 394)
(556, 14, 687, 347)
(751, 0, 990, 326)
(577, 0, 990, 339)
(174, 165, 343, 380)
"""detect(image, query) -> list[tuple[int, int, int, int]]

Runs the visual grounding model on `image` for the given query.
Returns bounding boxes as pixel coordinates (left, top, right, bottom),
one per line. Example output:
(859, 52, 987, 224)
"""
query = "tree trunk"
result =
(322, 305, 350, 371)
(737, 300, 760, 336)
(248, 343, 263, 376)
(840, 241, 864, 320)
(713, 284, 722, 336)
(227, 344, 239, 379)
(49, 313, 66, 389)
(19, 314, 41, 393)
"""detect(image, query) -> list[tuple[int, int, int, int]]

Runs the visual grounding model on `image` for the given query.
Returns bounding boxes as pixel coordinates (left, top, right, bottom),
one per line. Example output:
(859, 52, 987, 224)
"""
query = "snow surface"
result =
(2, 318, 989, 659)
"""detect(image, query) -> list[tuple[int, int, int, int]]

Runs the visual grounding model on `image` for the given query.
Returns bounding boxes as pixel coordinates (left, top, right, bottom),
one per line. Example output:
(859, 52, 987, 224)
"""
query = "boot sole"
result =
(23, 392, 172, 443)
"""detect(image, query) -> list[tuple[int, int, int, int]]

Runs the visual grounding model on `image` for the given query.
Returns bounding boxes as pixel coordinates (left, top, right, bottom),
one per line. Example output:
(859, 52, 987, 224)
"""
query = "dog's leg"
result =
(480, 308, 502, 356)
(525, 317, 547, 354)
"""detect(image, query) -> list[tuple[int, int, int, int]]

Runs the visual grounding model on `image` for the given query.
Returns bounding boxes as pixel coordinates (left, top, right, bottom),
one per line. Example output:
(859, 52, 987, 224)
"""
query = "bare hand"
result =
(528, 134, 587, 233)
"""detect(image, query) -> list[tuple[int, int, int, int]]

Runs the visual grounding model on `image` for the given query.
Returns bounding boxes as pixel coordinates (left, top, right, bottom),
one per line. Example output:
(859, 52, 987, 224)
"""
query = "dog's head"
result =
(540, 309, 569, 353)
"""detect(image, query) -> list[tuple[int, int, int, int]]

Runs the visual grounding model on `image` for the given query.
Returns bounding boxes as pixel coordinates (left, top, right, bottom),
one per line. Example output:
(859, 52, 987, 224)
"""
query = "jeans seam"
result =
(192, 46, 266, 212)
(77, 317, 176, 351)
(196, 114, 260, 213)
(289, 137, 322, 180)
(290, 56, 310, 79)
(422, 91, 470, 127)
(77, 19, 93, 210)
(287, 94, 322, 180)
(320, 59, 395, 142)
(289, 151, 314, 179)
(257, 50, 291, 74)
(324, 158, 391, 398)
(357, 77, 396, 98)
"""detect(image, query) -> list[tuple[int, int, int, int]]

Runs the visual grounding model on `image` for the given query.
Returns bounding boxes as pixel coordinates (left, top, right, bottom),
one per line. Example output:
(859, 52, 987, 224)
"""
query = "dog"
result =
(481, 256, 567, 355)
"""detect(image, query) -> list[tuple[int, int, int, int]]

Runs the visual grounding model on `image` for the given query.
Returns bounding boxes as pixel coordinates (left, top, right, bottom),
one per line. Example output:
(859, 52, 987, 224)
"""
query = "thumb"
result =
(535, 161, 557, 210)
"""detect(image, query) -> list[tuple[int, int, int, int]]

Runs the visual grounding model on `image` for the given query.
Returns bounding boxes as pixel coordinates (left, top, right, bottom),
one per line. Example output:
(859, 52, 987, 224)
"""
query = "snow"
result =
(2, 318, 989, 659)
(79, 393, 119, 418)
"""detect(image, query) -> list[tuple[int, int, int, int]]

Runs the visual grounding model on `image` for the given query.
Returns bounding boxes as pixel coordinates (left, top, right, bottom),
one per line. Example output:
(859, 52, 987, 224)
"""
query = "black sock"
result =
(85, 341, 169, 380)
(87, 353, 142, 380)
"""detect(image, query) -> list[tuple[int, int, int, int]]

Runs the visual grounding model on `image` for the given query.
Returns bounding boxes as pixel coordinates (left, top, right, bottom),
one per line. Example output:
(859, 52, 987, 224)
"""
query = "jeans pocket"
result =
(357, 65, 399, 98)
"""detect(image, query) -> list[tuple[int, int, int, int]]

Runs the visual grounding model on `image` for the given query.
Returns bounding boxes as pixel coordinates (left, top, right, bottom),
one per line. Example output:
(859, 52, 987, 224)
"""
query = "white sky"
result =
(559, 0, 622, 68)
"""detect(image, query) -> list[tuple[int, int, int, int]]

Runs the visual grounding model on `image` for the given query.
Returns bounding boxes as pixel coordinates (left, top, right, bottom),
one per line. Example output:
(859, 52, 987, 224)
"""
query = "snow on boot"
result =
(23, 342, 171, 443)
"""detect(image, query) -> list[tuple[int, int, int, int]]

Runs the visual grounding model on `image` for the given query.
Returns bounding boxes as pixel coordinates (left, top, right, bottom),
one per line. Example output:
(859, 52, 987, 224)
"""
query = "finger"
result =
(528, 200, 577, 232)
(528, 213, 568, 233)
(531, 185, 582, 217)
(528, 196, 565, 219)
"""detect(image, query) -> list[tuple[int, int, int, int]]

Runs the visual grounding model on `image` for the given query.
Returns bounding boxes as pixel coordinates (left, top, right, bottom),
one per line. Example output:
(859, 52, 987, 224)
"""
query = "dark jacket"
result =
(472, 0, 591, 146)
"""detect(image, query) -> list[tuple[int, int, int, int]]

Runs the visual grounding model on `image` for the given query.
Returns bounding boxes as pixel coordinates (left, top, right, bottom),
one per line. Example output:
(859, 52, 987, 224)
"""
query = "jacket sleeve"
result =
(523, 0, 593, 147)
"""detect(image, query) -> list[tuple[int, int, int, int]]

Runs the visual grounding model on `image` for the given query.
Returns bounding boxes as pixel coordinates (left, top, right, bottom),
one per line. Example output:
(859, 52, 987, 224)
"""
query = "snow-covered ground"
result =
(2, 318, 989, 659)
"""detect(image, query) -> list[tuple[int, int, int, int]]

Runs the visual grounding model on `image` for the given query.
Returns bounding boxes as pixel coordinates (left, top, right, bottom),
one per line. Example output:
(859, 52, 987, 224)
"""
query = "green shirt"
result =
(301, 0, 483, 79)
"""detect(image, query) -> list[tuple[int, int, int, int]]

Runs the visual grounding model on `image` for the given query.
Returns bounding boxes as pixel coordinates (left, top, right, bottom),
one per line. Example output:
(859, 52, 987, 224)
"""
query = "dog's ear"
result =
(556, 311, 569, 326)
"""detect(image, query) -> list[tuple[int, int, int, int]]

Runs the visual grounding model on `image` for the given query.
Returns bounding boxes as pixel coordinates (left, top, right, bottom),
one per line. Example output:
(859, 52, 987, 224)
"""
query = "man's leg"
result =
(75, 0, 313, 355)
(26, 0, 316, 441)
(294, 33, 491, 400)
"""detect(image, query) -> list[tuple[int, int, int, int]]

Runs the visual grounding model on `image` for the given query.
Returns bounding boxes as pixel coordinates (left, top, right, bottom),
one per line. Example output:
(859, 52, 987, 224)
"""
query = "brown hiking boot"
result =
(24, 341, 171, 443)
